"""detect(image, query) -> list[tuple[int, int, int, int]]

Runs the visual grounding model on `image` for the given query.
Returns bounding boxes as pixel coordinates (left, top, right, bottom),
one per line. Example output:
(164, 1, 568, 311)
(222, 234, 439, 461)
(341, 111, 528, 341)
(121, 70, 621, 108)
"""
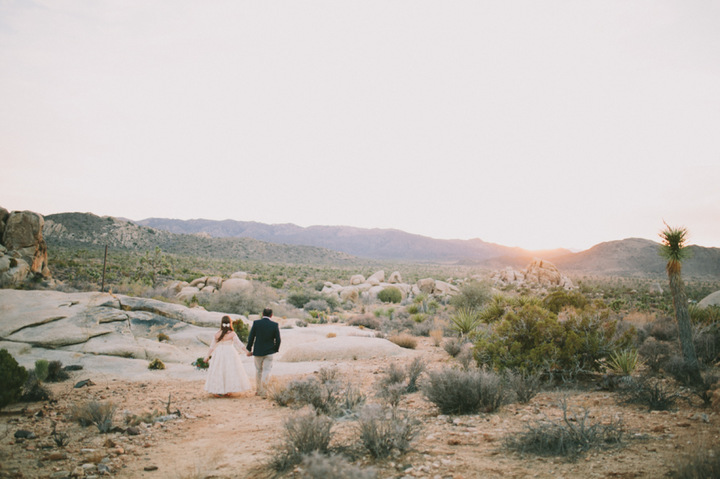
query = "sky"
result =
(1, 1, 719, 251)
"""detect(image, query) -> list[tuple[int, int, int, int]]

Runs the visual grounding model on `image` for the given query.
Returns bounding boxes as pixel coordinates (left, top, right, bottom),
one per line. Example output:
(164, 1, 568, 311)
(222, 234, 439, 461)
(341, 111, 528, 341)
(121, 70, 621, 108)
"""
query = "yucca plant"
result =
(659, 224, 702, 385)
(450, 308, 481, 337)
(608, 349, 642, 375)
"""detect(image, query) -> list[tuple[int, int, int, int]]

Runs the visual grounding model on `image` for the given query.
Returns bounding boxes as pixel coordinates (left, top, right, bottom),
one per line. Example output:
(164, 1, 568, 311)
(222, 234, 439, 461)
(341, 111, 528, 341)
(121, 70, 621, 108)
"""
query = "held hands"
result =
(246, 351, 252, 357)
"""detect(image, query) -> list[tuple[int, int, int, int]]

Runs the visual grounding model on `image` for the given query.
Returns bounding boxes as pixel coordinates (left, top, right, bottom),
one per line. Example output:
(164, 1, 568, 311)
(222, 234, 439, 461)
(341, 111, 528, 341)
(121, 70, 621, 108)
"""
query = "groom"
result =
(246, 308, 281, 397)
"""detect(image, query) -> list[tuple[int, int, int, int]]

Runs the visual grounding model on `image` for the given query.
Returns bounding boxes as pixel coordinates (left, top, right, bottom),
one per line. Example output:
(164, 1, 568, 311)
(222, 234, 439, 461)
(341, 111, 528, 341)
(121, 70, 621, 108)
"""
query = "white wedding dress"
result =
(204, 332, 252, 395)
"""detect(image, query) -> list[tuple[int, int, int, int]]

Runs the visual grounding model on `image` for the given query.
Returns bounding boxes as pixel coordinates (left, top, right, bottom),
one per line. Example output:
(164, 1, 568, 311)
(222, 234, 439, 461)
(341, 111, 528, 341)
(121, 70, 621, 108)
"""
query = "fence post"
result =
(101, 245, 108, 292)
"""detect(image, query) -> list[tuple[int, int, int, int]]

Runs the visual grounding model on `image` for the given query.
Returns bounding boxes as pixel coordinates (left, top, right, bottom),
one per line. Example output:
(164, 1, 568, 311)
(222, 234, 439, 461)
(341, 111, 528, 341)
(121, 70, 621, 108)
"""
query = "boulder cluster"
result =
(164, 271, 253, 302)
(491, 259, 574, 290)
(0, 207, 51, 288)
(321, 270, 459, 303)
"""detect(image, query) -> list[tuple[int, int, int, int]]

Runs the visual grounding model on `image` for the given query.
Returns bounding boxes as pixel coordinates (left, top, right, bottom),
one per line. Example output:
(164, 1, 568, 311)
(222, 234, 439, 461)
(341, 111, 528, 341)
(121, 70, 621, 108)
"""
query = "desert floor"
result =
(1, 330, 718, 479)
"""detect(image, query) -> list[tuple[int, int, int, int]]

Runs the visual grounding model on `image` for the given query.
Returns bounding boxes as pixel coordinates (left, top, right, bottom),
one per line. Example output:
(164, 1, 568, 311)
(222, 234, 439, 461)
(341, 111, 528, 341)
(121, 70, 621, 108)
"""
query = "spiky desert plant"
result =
(450, 308, 481, 337)
(659, 224, 702, 385)
(608, 349, 643, 375)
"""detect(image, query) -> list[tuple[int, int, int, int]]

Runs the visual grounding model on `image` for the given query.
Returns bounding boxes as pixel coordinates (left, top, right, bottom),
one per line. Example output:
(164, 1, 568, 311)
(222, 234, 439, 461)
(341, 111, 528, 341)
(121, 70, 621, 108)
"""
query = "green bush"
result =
(542, 290, 588, 314)
(377, 287, 402, 304)
(0, 349, 28, 410)
(46, 360, 70, 382)
(34, 359, 49, 382)
(474, 305, 630, 376)
(148, 358, 165, 370)
(233, 319, 249, 343)
(450, 281, 491, 311)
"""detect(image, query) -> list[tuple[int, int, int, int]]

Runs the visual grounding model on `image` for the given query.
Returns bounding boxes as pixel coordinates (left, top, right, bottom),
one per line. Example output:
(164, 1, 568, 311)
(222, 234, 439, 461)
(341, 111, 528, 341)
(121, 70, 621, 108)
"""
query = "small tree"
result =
(659, 224, 702, 385)
(0, 349, 28, 410)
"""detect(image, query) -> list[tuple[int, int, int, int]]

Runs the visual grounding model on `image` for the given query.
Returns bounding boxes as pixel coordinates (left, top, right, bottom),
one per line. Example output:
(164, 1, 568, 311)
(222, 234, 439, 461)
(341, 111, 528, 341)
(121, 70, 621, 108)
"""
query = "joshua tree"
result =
(659, 224, 702, 384)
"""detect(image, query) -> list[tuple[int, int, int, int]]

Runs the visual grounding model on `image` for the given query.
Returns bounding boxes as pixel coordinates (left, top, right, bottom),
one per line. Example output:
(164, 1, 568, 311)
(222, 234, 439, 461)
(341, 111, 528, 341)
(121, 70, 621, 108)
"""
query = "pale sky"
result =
(1, 1, 719, 251)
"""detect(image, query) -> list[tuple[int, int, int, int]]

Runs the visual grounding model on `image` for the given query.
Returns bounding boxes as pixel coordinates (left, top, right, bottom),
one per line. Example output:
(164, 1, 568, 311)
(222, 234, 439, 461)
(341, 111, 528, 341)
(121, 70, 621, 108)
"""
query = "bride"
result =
(203, 316, 252, 397)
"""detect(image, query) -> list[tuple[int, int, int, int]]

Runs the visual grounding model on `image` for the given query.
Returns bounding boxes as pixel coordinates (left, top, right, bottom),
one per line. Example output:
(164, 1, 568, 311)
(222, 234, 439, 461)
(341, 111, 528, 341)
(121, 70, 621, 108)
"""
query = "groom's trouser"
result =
(254, 354, 274, 394)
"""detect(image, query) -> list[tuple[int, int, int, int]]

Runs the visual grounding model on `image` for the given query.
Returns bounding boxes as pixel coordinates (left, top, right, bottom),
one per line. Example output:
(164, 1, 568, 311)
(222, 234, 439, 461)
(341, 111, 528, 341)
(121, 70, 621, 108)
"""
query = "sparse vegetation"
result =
(271, 411, 334, 472)
(505, 400, 624, 459)
(69, 400, 118, 433)
(356, 404, 420, 459)
(423, 367, 507, 415)
(148, 358, 166, 370)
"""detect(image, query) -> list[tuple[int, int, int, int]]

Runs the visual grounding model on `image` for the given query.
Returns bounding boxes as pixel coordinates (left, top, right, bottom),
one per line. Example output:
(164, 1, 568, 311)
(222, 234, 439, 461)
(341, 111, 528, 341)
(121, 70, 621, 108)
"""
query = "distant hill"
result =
(553, 238, 720, 279)
(134, 217, 570, 263)
(43, 213, 361, 265)
(42, 213, 720, 278)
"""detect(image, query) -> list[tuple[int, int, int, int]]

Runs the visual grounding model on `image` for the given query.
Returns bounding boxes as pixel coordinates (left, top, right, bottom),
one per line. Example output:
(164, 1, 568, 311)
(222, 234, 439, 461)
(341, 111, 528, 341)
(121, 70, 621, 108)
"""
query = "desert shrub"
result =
(21, 371, 51, 402)
(450, 308, 481, 337)
(504, 370, 543, 404)
(456, 344, 476, 370)
(288, 291, 338, 310)
(232, 319, 249, 343)
(406, 304, 420, 314)
(0, 349, 28, 410)
(356, 405, 420, 459)
(475, 306, 628, 376)
(411, 317, 433, 336)
(377, 287, 402, 304)
(207, 288, 267, 316)
(478, 296, 509, 323)
(443, 337, 466, 357)
(450, 281, 491, 311)
(664, 356, 701, 386)
(388, 333, 417, 349)
(607, 349, 643, 375)
(34, 359, 50, 381)
(157, 332, 170, 342)
(689, 304, 720, 325)
(648, 316, 678, 341)
(429, 328, 444, 346)
(406, 357, 426, 393)
(271, 372, 363, 417)
(148, 358, 165, 370)
(305, 299, 331, 313)
(670, 445, 720, 479)
(693, 322, 720, 365)
(347, 313, 381, 330)
(423, 367, 507, 415)
(271, 411, 334, 472)
(377, 363, 406, 389)
(69, 400, 117, 433)
(298, 452, 377, 479)
(46, 360, 70, 382)
(505, 401, 623, 459)
(542, 290, 588, 314)
(638, 338, 672, 372)
(619, 377, 679, 411)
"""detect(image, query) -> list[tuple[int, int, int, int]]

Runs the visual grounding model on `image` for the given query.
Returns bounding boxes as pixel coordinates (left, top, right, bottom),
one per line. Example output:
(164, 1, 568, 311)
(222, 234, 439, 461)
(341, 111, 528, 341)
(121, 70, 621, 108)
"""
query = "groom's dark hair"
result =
(262, 308, 273, 318)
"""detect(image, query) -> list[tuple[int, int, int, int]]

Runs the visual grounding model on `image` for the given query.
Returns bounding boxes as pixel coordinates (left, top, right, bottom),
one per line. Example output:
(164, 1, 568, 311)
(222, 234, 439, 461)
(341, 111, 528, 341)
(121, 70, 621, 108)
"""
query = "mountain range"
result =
(43, 213, 720, 278)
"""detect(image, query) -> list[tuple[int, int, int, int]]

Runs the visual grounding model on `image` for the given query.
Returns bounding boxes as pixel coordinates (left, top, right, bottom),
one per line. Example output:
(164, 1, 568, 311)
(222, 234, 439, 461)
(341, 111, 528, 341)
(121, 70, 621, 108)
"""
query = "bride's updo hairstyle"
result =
(218, 315, 233, 341)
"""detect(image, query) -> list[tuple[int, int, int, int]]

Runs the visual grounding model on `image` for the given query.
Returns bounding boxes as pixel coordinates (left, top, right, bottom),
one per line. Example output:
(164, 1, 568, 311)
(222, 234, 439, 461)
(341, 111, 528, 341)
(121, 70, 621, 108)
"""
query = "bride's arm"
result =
(232, 332, 248, 354)
(204, 334, 218, 362)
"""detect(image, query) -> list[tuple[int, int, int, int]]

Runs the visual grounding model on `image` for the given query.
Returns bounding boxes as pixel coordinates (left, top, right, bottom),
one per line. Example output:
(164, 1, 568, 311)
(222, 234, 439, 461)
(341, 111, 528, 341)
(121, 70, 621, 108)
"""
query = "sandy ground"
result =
(1, 334, 718, 479)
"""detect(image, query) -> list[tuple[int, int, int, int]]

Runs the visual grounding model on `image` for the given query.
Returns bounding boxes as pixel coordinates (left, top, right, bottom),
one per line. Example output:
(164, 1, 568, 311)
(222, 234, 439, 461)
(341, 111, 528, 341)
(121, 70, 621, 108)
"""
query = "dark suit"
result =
(246, 316, 281, 356)
(246, 316, 280, 394)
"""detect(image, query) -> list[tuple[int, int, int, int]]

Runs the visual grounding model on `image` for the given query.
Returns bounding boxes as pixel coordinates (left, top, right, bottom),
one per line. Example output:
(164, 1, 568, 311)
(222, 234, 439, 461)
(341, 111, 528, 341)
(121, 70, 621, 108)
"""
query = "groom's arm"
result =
(246, 323, 256, 354)
(274, 324, 281, 352)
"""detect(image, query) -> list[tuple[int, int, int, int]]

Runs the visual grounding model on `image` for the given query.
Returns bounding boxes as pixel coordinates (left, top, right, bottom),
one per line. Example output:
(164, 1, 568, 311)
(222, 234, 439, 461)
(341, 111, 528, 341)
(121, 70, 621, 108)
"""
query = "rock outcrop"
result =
(321, 270, 459, 304)
(491, 259, 574, 290)
(0, 207, 51, 287)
